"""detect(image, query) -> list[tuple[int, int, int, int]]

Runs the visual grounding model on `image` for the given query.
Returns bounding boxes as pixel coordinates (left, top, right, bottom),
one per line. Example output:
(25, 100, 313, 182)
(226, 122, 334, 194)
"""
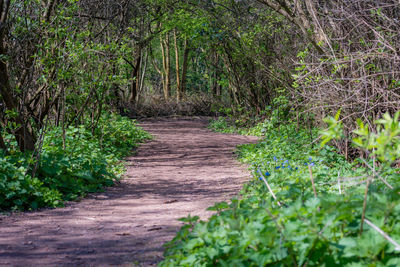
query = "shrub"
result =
(160, 114, 400, 266)
(0, 113, 150, 211)
(0, 154, 62, 210)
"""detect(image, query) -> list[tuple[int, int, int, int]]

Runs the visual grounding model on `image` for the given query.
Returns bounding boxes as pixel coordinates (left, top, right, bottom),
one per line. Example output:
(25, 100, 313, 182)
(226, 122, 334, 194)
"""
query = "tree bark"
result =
(128, 47, 142, 103)
(137, 50, 148, 104)
(44, 0, 58, 22)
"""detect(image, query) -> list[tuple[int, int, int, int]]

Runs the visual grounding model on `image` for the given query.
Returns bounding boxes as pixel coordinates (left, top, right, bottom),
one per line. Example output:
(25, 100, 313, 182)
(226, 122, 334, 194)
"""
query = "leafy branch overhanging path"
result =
(0, 117, 257, 266)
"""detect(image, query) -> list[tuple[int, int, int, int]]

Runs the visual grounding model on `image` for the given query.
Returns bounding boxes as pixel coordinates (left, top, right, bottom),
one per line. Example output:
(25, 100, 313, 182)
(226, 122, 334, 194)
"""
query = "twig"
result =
(360, 156, 375, 236)
(345, 179, 370, 188)
(258, 170, 282, 206)
(308, 165, 318, 198)
(360, 177, 371, 235)
(364, 218, 400, 251)
(338, 176, 368, 182)
(360, 154, 378, 235)
(360, 158, 395, 190)
(337, 172, 341, 194)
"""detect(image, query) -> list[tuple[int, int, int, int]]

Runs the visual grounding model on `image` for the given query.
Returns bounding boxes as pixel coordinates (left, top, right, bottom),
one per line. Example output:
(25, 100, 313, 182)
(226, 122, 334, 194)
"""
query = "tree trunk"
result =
(164, 33, 170, 100)
(134, 49, 142, 103)
(211, 52, 221, 96)
(110, 62, 120, 107)
(129, 47, 142, 103)
(174, 29, 181, 101)
(160, 36, 168, 100)
(0, 0, 36, 151)
(180, 38, 189, 99)
(138, 50, 148, 100)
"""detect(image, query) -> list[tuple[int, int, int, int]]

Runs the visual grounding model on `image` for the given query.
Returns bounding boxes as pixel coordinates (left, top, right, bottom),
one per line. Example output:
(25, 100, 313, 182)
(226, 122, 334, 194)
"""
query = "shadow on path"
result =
(0, 117, 258, 266)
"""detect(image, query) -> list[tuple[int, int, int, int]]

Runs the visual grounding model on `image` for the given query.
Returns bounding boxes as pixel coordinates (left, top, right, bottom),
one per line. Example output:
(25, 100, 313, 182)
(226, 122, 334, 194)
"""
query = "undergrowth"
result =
(160, 116, 400, 266)
(208, 116, 274, 136)
(124, 93, 220, 118)
(0, 113, 150, 211)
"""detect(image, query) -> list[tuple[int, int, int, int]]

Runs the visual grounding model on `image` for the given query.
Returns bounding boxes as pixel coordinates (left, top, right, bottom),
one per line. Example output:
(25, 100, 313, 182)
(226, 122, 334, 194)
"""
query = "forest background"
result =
(2, 0, 398, 154)
(1, 0, 400, 264)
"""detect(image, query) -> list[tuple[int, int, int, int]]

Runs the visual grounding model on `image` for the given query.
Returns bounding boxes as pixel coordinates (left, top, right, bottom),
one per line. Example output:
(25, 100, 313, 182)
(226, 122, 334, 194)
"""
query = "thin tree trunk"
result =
(44, 0, 58, 22)
(150, 43, 165, 96)
(61, 84, 66, 150)
(138, 50, 148, 102)
(174, 29, 181, 101)
(212, 52, 220, 96)
(180, 38, 189, 99)
(129, 47, 142, 103)
(164, 32, 170, 100)
(160, 35, 168, 100)
(135, 49, 143, 103)
(111, 62, 120, 107)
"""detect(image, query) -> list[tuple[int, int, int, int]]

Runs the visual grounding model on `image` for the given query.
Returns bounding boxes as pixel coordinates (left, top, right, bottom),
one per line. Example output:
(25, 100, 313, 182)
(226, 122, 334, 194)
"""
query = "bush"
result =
(0, 155, 62, 210)
(160, 114, 400, 266)
(207, 117, 237, 134)
(208, 117, 264, 136)
(0, 113, 150, 211)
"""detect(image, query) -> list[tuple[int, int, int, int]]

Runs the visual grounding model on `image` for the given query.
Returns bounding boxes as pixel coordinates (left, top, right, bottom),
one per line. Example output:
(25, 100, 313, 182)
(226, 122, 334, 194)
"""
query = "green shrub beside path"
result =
(0, 113, 150, 211)
(160, 116, 400, 266)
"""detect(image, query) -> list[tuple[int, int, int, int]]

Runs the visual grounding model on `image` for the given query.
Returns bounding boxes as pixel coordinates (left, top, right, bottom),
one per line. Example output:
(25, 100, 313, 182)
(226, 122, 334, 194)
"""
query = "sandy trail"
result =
(0, 117, 258, 266)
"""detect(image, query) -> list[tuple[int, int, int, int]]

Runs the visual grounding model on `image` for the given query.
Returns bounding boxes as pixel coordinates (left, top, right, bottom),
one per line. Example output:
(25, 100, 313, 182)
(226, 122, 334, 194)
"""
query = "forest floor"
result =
(0, 117, 257, 266)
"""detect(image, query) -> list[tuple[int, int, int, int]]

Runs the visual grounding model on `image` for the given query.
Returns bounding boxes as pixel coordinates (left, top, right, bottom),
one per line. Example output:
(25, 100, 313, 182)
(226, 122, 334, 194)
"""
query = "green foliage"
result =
(161, 187, 400, 266)
(0, 113, 150, 211)
(320, 110, 343, 147)
(91, 113, 152, 157)
(208, 117, 238, 134)
(0, 154, 62, 210)
(208, 116, 268, 137)
(353, 112, 400, 164)
(160, 114, 400, 266)
(321, 110, 400, 166)
(209, 106, 298, 138)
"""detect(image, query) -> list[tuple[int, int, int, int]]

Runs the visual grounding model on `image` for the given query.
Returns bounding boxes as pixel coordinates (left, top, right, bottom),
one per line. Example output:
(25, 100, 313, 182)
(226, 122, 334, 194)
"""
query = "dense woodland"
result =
(2, 0, 400, 265)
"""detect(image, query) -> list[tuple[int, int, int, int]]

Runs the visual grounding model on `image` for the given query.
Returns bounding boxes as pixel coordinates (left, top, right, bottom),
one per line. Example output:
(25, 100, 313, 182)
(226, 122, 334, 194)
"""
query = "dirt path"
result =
(0, 117, 258, 266)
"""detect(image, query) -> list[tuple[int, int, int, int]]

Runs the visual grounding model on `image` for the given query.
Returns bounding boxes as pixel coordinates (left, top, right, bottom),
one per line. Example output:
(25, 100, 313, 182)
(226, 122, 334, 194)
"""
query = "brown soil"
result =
(0, 117, 258, 266)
